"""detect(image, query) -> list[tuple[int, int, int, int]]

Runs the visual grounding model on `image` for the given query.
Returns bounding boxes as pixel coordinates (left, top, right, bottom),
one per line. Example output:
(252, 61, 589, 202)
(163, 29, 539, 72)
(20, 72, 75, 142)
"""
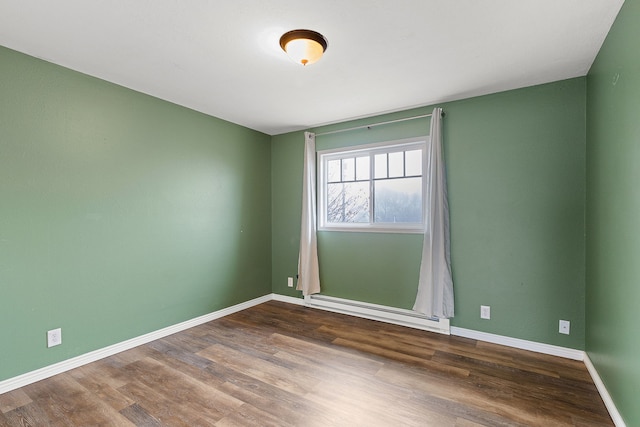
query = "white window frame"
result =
(317, 136, 428, 233)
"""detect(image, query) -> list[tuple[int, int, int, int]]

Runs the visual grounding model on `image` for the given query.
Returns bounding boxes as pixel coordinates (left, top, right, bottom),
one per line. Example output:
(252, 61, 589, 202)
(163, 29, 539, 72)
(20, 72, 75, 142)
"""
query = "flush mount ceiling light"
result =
(279, 29, 328, 66)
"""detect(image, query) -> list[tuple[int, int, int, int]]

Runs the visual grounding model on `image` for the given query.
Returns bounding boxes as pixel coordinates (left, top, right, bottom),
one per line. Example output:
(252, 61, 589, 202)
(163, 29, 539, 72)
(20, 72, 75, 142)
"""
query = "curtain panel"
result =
(297, 132, 321, 296)
(413, 108, 454, 318)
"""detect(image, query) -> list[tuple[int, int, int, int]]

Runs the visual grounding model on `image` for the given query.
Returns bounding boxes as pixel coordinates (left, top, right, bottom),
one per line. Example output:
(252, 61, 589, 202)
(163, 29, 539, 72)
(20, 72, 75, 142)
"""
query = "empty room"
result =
(0, 1, 638, 426)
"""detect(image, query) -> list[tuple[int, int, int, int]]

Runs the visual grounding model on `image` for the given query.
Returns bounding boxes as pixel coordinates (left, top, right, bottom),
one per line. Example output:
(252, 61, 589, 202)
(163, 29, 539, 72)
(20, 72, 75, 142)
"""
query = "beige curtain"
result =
(297, 132, 321, 295)
(413, 108, 454, 318)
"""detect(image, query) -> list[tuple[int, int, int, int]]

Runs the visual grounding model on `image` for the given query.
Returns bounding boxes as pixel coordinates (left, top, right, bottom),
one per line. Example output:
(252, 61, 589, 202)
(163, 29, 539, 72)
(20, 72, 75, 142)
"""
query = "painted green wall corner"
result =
(271, 78, 586, 349)
(0, 45, 271, 381)
(271, 131, 304, 298)
(586, 0, 640, 425)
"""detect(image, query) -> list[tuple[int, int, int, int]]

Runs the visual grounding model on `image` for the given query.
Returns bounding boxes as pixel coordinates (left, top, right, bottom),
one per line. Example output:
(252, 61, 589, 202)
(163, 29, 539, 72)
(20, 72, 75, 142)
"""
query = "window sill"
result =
(318, 226, 424, 234)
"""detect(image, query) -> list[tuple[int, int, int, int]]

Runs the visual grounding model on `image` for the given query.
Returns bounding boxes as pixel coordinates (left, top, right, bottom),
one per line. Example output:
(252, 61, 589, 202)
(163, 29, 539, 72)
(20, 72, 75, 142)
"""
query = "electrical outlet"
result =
(287, 277, 294, 287)
(47, 328, 62, 348)
(480, 305, 491, 320)
(559, 320, 570, 335)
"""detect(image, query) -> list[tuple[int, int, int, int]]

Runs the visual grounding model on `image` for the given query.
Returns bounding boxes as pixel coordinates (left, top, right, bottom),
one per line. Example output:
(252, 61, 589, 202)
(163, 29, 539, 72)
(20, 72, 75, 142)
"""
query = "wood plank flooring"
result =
(0, 301, 613, 426)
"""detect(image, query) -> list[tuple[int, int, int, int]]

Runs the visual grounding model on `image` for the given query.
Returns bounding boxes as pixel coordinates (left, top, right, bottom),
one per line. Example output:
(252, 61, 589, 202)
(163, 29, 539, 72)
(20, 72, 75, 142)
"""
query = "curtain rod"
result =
(313, 111, 445, 137)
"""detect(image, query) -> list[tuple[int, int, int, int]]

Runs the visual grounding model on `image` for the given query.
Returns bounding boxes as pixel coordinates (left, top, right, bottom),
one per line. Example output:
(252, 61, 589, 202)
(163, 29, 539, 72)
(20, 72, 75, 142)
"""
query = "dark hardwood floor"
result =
(0, 301, 613, 426)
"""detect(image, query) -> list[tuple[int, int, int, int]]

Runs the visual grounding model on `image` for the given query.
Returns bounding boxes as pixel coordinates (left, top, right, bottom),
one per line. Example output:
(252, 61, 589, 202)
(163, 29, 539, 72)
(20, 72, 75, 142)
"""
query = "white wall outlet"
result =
(559, 320, 570, 335)
(47, 328, 62, 347)
(287, 277, 294, 287)
(480, 305, 491, 320)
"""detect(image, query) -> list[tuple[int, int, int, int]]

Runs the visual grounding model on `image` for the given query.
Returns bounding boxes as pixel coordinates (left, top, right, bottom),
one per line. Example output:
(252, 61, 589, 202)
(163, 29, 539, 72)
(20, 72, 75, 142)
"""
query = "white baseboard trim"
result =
(271, 293, 305, 306)
(0, 294, 272, 395)
(584, 354, 627, 427)
(450, 326, 585, 361)
(302, 294, 450, 335)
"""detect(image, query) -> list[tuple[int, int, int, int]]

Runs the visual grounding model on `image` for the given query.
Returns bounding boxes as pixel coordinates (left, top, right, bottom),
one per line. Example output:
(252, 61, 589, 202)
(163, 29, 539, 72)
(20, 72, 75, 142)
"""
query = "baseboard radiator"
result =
(304, 294, 450, 335)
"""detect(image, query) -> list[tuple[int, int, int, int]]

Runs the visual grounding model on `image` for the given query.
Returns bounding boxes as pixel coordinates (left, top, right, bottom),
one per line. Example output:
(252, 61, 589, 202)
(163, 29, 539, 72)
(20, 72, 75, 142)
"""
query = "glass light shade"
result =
(280, 29, 328, 66)
(284, 38, 324, 66)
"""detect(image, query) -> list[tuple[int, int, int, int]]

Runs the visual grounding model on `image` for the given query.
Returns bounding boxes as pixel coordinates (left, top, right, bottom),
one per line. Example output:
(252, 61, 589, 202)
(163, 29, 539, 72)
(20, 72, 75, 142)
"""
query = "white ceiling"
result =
(0, 1, 624, 135)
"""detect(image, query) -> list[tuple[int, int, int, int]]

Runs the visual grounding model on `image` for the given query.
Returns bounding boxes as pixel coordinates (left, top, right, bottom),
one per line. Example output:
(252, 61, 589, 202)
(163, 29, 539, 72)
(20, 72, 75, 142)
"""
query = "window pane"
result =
(374, 177, 422, 223)
(327, 159, 341, 183)
(374, 154, 387, 179)
(388, 152, 404, 178)
(327, 182, 369, 223)
(355, 156, 370, 181)
(342, 158, 355, 182)
(405, 149, 422, 176)
(320, 140, 426, 230)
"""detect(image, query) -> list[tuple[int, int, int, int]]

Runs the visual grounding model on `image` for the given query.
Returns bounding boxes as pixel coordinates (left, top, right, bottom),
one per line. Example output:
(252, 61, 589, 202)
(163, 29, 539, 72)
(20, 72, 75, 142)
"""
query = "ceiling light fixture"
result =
(279, 29, 328, 66)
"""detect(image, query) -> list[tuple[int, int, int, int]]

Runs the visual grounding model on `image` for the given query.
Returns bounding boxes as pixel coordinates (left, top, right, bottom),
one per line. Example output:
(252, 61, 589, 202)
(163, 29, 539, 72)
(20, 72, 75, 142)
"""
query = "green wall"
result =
(446, 79, 586, 349)
(272, 78, 586, 349)
(586, 0, 640, 425)
(0, 45, 271, 381)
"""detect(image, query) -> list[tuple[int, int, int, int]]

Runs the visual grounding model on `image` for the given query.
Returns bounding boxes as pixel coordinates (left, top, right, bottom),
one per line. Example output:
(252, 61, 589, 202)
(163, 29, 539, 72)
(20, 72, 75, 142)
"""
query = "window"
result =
(318, 137, 427, 233)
